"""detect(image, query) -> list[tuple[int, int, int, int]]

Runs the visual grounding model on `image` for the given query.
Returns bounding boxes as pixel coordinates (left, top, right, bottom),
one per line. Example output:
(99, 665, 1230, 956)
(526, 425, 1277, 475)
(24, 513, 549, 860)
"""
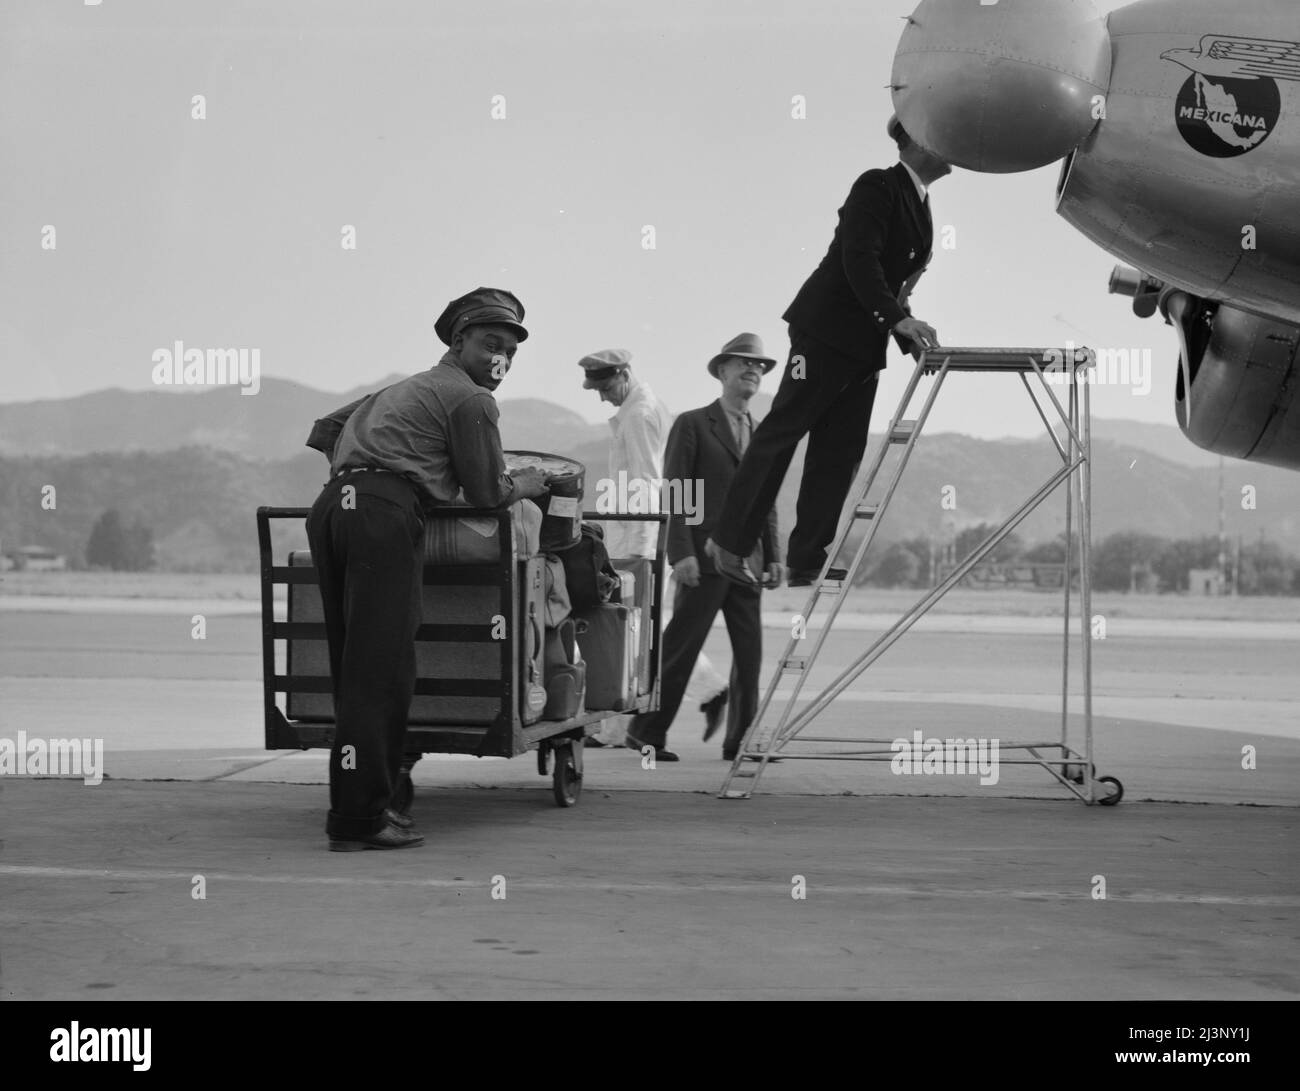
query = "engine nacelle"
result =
(892, 0, 1111, 173)
(1165, 293, 1300, 469)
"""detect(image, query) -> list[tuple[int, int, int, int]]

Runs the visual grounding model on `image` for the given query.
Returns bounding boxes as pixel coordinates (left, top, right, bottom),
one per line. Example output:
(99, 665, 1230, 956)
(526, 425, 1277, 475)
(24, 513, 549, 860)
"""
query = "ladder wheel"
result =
(1096, 776, 1123, 806)
(552, 743, 582, 808)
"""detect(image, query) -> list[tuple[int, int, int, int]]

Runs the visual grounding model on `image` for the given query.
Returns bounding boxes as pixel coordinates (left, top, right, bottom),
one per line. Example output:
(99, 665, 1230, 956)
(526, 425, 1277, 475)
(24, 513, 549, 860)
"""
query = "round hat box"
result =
(504, 451, 585, 552)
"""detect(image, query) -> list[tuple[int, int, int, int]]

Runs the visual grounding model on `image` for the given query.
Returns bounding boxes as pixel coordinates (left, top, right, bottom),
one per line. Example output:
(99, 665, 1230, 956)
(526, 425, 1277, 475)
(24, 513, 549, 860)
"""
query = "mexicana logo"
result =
(1162, 34, 1298, 158)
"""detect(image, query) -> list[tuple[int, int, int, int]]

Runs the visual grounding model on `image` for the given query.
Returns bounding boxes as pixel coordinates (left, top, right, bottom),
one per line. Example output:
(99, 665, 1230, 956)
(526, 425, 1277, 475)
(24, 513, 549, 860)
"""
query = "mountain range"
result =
(1, 379, 1296, 571)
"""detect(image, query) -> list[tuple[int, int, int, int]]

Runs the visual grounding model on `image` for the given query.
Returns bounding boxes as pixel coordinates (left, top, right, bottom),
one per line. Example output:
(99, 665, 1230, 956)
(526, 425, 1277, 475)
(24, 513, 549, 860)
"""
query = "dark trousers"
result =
(629, 572, 762, 754)
(305, 471, 425, 838)
(714, 328, 880, 573)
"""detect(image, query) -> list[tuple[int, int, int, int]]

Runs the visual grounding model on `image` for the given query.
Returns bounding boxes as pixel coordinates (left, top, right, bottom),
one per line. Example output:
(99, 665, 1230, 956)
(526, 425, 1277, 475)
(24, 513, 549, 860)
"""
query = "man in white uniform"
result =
(581, 350, 671, 560)
(579, 350, 730, 743)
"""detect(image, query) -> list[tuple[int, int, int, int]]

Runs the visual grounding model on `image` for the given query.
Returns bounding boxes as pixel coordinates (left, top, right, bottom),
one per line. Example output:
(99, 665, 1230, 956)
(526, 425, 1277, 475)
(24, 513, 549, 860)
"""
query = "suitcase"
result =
(613, 557, 655, 695)
(542, 662, 585, 720)
(542, 555, 572, 627)
(422, 498, 540, 564)
(517, 559, 548, 724)
(287, 551, 547, 726)
(575, 602, 638, 711)
(542, 617, 585, 720)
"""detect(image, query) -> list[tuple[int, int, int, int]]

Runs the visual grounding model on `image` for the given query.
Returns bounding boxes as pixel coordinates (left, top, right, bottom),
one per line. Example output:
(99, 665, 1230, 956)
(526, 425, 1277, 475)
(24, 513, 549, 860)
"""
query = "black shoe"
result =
(788, 566, 848, 588)
(384, 808, 415, 830)
(700, 688, 729, 742)
(722, 751, 737, 762)
(583, 736, 608, 748)
(329, 821, 425, 852)
(625, 735, 680, 762)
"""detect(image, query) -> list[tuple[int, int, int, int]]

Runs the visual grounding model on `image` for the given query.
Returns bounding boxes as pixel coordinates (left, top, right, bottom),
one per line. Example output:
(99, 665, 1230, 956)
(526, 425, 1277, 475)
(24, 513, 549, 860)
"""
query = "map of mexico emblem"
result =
(1162, 34, 1299, 157)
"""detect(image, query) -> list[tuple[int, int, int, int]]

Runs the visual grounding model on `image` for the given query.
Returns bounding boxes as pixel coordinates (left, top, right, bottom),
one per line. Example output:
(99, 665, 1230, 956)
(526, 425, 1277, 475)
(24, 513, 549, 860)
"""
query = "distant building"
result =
(8, 545, 68, 572)
(939, 561, 1068, 591)
(1187, 567, 1224, 596)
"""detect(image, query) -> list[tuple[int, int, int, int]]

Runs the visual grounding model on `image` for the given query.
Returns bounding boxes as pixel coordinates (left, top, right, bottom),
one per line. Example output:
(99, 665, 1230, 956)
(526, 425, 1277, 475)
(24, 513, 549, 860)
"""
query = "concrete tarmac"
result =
(1, 605, 1297, 999)
(3, 781, 1296, 1001)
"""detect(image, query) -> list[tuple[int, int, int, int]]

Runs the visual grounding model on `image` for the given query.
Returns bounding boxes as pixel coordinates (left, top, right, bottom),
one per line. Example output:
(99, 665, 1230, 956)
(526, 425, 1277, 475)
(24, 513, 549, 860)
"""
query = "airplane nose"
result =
(891, 0, 1112, 173)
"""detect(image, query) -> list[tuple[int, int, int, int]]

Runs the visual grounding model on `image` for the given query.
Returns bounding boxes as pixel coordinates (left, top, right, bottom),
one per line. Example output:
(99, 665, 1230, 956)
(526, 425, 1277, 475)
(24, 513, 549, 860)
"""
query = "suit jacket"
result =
(665, 399, 779, 574)
(782, 162, 934, 366)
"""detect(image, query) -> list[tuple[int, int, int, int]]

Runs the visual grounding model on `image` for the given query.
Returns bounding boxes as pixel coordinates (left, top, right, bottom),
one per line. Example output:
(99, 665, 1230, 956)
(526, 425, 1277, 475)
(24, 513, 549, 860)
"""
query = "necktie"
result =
(735, 413, 749, 455)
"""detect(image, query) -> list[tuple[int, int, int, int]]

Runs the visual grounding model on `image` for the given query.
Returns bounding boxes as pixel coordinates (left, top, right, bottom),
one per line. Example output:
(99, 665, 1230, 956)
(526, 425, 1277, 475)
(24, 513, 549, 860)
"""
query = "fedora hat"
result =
(707, 332, 776, 379)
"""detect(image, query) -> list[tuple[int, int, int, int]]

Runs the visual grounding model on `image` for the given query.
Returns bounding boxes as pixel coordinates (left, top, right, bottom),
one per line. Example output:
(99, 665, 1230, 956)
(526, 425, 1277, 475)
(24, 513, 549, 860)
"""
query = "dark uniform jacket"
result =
(782, 162, 934, 366)
(665, 399, 779, 575)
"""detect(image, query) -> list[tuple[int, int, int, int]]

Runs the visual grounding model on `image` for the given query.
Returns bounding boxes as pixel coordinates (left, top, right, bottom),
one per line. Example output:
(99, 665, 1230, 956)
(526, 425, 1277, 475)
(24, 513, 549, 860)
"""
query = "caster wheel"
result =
(391, 769, 414, 816)
(552, 745, 582, 808)
(1097, 775, 1123, 806)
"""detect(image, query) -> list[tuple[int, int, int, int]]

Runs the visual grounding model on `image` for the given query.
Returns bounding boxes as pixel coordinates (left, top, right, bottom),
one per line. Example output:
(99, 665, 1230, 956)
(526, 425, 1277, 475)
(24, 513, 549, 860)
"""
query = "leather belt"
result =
(333, 466, 387, 479)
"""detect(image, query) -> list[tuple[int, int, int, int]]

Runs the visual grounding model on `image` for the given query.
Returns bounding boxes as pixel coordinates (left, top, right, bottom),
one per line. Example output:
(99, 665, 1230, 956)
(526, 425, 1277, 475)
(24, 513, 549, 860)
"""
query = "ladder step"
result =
(854, 504, 879, 520)
(890, 420, 917, 443)
(781, 657, 808, 671)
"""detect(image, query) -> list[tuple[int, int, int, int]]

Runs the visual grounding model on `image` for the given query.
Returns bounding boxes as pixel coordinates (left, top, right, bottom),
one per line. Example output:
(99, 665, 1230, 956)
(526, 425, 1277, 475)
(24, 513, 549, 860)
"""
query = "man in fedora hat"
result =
(305, 287, 548, 851)
(707, 116, 949, 589)
(578, 348, 730, 745)
(624, 333, 782, 762)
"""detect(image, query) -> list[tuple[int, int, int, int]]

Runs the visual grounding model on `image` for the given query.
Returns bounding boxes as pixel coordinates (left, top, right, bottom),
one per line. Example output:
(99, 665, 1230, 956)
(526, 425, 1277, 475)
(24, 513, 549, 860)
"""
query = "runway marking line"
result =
(2, 865, 1296, 906)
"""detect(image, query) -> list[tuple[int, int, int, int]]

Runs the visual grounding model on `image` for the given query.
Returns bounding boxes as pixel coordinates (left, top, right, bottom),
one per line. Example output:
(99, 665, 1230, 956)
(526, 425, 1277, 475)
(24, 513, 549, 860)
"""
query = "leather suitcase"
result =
(575, 602, 637, 711)
(613, 557, 655, 695)
(422, 498, 541, 565)
(287, 551, 547, 726)
(542, 616, 586, 720)
(516, 558, 548, 724)
(542, 663, 585, 720)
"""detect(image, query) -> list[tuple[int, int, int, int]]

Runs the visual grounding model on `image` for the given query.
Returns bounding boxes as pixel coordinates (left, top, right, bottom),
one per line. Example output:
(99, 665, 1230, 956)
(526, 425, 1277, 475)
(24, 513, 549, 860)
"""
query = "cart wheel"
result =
(1063, 762, 1095, 785)
(1096, 776, 1123, 806)
(552, 744, 582, 808)
(391, 769, 414, 816)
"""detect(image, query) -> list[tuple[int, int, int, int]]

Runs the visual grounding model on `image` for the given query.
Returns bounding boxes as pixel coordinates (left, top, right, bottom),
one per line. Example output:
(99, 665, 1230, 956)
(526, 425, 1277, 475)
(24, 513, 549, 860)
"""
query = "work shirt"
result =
(901, 160, 928, 203)
(605, 376, 673, 559)
(330, 352, 516, 511)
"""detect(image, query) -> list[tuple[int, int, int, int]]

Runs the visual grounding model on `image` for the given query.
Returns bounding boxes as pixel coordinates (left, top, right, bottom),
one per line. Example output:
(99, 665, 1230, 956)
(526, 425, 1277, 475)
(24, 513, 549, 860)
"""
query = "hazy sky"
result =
(3, 0, 1166, 440)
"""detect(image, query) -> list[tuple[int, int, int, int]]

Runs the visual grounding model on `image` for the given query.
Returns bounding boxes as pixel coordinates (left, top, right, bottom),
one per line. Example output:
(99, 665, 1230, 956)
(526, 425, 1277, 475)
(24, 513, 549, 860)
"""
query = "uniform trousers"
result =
(713, 327, 881, 574)
(627, 572, 761, 755)
(306, 470, 425, 838)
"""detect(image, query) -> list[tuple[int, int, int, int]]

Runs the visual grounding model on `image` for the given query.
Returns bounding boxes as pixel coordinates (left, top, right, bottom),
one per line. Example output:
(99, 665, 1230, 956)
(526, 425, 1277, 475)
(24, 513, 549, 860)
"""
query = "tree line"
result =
(85, 509, 156, 572)
(855, 524, 1299, 595)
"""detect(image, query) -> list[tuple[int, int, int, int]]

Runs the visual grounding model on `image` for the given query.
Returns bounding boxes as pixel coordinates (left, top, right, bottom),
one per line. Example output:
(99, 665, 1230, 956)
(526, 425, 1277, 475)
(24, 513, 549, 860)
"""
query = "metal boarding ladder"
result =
(719, 346, 1115, 805)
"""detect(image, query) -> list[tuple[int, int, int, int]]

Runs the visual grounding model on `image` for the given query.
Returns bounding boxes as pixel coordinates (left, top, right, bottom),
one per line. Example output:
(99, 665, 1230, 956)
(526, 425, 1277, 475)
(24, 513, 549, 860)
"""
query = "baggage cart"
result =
(256, 506, 667, 807)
